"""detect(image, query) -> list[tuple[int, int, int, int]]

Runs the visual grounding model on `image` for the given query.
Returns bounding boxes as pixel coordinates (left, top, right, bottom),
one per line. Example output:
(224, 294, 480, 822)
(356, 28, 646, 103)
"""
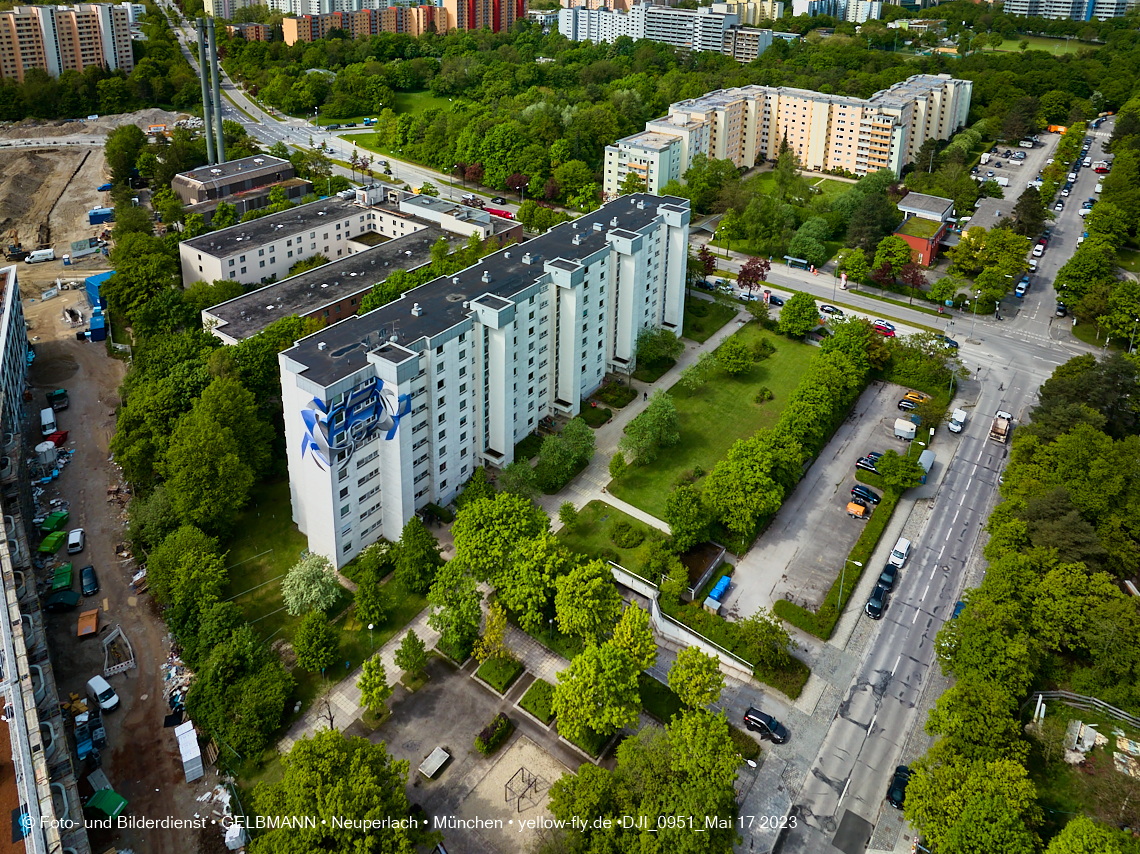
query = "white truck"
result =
(989, 410, 1013, 443)
(948, 409, 967, 433)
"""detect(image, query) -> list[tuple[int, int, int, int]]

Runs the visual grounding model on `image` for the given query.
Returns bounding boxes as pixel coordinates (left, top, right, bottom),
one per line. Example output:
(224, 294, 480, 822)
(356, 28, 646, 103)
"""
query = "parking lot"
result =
(972, 132, 1060, 206)
(720, 381, 920, 618)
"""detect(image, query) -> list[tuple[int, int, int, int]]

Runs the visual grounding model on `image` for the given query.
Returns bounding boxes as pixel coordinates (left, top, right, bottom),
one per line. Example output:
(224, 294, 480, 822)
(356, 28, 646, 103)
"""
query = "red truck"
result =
(486, 207, 514, 220)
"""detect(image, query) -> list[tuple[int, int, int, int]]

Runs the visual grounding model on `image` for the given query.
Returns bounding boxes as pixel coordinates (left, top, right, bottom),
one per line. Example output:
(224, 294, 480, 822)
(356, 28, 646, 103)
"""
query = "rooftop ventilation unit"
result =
(481, 271, 491, 283)
(593, 223, 603, 232)
(637, 201, 645, 210)
(522, 253, 533, 264)
(411, 303, 423, 316)
(610, 217, 619, 226)
(318, 342, 327, 350)
(503, 251, 511, 259)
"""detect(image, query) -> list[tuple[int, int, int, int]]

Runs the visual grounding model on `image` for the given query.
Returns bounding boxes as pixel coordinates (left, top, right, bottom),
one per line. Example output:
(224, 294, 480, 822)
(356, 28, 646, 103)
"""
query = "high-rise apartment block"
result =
(0, 3, 133, 83)
(1002, 0, 1136, 18)
(603, 73, 972, 196)
(279, 0, 521, 39)
(710, 0, 784, 24)
(558, 2, 768, 61)
(791, 0, 881, 20)
(278, 194, 689, 567)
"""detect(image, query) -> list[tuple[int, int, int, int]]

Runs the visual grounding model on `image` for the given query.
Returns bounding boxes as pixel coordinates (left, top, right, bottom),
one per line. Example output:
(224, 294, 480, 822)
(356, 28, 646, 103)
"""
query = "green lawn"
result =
(514, 432, 544, 461)
(579, 405, 612, 428)
(557, 500, 663, 569)
(992, 34, 1101, 54)
(1071, 318, 1125, 351)
(222, 480, 427, 706)
(476, 657, 524, 694)
(811, 178, 852, 197)
(1117, 247, 1140, 274)
(393, 90, 453, 114)
(610, 325, 815, 518)
(632, 357, 676, 383)
(519, 678, 556, 723)
(683, 296, 738, 343)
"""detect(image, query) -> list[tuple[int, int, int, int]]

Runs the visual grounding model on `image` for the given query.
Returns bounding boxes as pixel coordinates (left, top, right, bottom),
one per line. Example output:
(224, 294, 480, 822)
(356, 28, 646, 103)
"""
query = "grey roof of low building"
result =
(175, 154, 291, 185)
(288, 194, 689, 388)
(181, 196, 361, 256)
(897, 192, 954, 219)
(206, 225, 465, 341)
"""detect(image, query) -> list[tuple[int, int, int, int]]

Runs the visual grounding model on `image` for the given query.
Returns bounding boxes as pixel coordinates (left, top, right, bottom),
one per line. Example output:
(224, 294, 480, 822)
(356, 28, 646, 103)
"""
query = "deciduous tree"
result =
(664, 484, 710, 553)
(392, 515, 443, 594)
(283, 553, 342, 616)
(553, 642, 640, 740)
(619, 390, 680, 464)
(716, 335, 754, 375)
(293, 610, 339, 672)
(393, 630, 428, 679)
(451, 493, 549, 585)
(555, 559, 623, 645)
(357, 655, 392, 713)
(668, 646, 724, 709)
(777, 292, 821, 337)
(611, 604, 656, 671)
(499, 533, 577, 633)
(251, 730, 414, 854)
(474, 601, 513, 663)
(427, 561, 483, 659)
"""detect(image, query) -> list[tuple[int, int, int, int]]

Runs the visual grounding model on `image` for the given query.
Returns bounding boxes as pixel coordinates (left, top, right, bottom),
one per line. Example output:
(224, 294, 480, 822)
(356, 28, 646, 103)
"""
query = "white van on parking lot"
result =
(86, 675, 120, 712)
(888, 537, 911, 568)
(40, 407, 56, 436)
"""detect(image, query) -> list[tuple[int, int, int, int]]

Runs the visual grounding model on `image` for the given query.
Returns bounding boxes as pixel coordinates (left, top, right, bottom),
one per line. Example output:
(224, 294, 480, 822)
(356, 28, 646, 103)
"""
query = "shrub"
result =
(422, 503, 453, 523)
(476, 656, 523, 694)
(752, 338, 776, 361)
(729, 723, 762, 760)
(609, 518, 645, 549)
(475, 712, 514, 755)
(519, 679, 556, 723)
(754, 387, 774, 404)
(692, 465, 706, 479)
(598, 548, 621, 565)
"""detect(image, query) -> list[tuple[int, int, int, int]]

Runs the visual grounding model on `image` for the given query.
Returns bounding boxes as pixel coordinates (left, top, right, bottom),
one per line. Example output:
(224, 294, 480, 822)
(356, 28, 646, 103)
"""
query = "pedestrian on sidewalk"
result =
(643, 392, 648, 401)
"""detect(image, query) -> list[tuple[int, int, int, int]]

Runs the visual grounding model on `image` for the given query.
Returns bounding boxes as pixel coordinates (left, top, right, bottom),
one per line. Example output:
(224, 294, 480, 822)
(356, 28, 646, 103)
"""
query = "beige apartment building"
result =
(0, 3, 133, 83)
(603, 74, 972, 198)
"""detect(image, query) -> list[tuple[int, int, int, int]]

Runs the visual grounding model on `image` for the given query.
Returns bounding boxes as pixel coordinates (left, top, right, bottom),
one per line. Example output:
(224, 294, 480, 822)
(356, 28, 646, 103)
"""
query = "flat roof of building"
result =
(961, 197, 1006, 232)
(181, 196, 361, 256)
(897, 192, 954, 219)
(621, 131, 679, 151)
(287, 193, 689, 387)
(176, 154, 291, 185)
(207, 224, 465, 341)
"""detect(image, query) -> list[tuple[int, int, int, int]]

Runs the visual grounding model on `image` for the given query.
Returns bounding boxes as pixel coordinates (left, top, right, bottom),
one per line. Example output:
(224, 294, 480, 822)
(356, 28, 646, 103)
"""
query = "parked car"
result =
(766, 293, 784, 307)
(1055, 201, 1065, 212)
(952, 601, 966, 619)
(1032, 244, 1044, 257)
(865, 584, 888, 619)
(937, 335, 959, 349)
(743, 708, 789, 743)
(878, 563, 899, 592)
(985, 170, 995, 178)
(1038, 236, 1049, 247)
(81, 564, 99, 596)
(887, 766, 912, 809)
(67, 528, 85, 554)
(1056, 302, 1068, 317)
(873, 322, 896, 337)
(856, 457, 880, 474)
(1061, 187, 1071, 197)
(491, 196, 507, 204)
(903, 391, 930, 404)
(1029, 258, 1038, 271)
(819, 304, 843, 316)
(1016, 282, 1028, 298)
(851, 485, 881, 505)
(898, 399, 918, 412)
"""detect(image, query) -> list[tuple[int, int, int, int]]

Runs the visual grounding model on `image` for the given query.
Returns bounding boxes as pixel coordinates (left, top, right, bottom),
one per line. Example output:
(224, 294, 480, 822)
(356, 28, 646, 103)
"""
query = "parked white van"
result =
(86, 675, 120, 712)
(40, 407, 56, 436)
(888, 537, 911, 568)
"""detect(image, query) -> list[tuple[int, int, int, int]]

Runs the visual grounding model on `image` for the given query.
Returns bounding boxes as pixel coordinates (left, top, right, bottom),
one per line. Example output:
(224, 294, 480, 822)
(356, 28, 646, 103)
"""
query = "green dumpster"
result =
(39, 511, 69, 535)
(38, 531, 65, 554)
(85, 789, 128, 819)
(51, 563, 72, 592)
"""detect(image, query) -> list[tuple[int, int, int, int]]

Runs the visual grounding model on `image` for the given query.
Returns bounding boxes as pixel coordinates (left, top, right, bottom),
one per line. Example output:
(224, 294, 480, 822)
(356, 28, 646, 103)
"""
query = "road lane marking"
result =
(921, 583, 930, 600)
(839, 779, 851, 806)
(892, 655, 901, 675)
(869, 714, 877, 733)
(913, 609, 920, 624)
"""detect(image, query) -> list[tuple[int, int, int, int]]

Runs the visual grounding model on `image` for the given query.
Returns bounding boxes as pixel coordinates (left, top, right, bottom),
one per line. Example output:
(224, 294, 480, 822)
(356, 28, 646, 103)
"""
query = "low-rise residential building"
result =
(894, 192, 954, 265)
(181, 185, 522, 288)
(278, 193, 689, 567)
(227, 21, 271, 39)
(281, 5, 437, 42)
(603, 73, 973, 196)
(710, 0, 783, 23)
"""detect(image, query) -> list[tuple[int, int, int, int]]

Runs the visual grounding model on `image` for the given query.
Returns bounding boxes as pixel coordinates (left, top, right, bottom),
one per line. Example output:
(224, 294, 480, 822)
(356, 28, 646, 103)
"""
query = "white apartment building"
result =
(558, 2, 742, 54)
(1002, 0, 1137, 19)
(267, 0, 420, 16)
(790, 0, 881, 20)
(603, 73, 973, 196)
(279, 194, 690, 567)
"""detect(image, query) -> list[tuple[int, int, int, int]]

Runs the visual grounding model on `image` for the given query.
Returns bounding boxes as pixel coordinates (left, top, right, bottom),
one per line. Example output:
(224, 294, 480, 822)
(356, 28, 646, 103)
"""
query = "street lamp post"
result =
(969, 289, 981, 340)
(549, 618, 554, 641)
(368, 623, 374, 652)
(839, 559, 862, 608)
(1130, 317, 1139, 354)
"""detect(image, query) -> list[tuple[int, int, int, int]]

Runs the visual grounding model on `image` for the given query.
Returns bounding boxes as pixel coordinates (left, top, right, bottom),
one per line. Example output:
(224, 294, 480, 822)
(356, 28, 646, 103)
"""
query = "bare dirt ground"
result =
(25, 290, 228, 854)
(0, 107, 187, 141)
(0, 145, 110, 261)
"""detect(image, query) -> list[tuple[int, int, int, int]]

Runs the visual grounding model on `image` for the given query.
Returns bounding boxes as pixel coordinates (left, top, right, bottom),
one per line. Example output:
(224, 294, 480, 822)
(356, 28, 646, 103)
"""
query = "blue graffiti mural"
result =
(301, 376, 411, 470)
